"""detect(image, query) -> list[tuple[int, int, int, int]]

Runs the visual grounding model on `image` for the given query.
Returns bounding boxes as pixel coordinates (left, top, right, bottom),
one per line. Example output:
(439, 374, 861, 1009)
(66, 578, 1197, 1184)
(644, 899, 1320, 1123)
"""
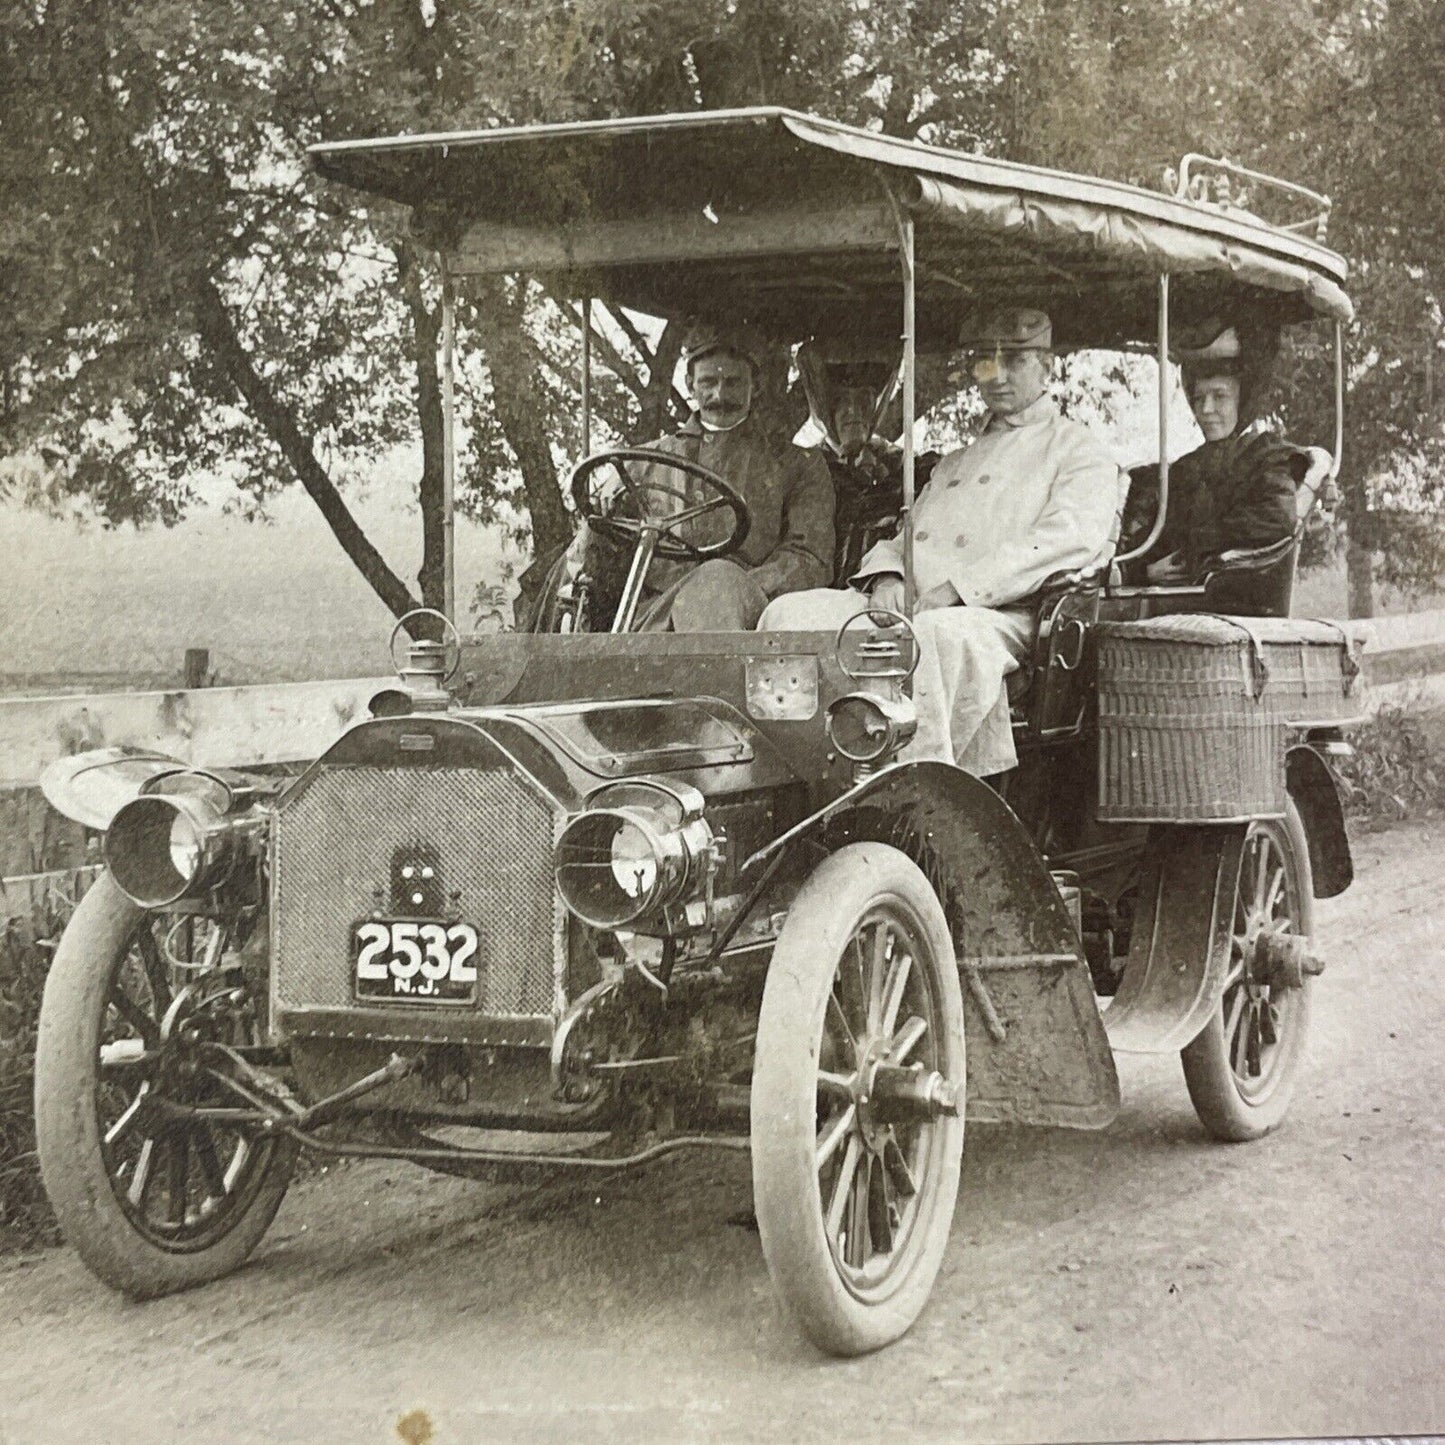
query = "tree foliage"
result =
(999, 0, 1445, 609)
(2, 0, 1443, 621)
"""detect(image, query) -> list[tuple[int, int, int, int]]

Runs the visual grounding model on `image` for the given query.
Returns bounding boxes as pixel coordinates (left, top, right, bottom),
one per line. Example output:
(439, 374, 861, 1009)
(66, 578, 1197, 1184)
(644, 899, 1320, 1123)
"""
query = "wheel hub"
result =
(1253, 929, 1326, 990)
(124, 978, 252, 1106)
(852, 1038, 960, 1151)
(851, 1039, 890, 1153)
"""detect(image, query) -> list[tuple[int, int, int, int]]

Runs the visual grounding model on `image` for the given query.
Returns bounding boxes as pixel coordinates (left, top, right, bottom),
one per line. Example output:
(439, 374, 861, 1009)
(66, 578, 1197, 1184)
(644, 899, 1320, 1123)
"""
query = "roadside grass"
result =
(0, 896, 67, 1253)
(1337, 704, 1445, 829)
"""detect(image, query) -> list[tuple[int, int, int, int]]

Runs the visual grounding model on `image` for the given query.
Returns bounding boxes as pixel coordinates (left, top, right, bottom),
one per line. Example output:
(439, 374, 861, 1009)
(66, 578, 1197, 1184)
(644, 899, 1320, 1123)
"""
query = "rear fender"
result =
(1106, 755, 1349, 1055)
(751, 761, 1119, 1130)
(1288, 744, 1353, 898)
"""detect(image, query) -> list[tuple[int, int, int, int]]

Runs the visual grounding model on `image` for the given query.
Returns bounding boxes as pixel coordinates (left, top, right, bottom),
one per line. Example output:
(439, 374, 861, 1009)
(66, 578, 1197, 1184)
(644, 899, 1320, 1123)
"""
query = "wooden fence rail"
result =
(0, 612, 1441, 883)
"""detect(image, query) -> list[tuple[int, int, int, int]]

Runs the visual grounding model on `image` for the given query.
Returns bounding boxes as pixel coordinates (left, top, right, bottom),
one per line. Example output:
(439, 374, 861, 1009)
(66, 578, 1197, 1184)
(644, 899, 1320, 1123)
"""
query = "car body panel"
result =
(1104, 824, 1248, 1055)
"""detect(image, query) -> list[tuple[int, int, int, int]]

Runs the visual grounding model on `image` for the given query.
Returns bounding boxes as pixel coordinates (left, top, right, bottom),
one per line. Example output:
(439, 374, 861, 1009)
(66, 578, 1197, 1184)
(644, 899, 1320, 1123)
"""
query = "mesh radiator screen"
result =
(272, 767, 562, 1019)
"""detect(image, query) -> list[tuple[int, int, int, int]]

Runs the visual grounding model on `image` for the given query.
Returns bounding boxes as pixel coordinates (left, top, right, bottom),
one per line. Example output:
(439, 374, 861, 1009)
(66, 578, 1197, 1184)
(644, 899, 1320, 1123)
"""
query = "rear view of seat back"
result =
(1203, 443, 1334, 618)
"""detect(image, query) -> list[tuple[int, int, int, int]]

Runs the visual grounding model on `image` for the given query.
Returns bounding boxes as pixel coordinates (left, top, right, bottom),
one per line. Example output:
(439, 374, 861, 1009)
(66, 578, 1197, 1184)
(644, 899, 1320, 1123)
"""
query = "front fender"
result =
(39, 747, 192, 830)
(754, 761, 1120, 1131)
(39, 747, 282, 832)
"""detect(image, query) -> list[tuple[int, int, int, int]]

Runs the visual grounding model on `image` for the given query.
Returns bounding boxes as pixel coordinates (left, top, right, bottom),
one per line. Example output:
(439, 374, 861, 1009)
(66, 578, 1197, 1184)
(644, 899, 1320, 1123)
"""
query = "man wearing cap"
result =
(625, 324, 834, 631)
(1125, 319, 1300, 586)
(761, 307, 1121, 777)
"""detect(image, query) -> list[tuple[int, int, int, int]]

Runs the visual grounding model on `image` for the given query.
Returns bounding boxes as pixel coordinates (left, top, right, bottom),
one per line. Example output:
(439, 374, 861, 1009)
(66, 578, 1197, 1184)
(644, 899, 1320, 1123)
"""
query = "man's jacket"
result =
(853, 395, 1121, 608)
(635, 415, 834, 598)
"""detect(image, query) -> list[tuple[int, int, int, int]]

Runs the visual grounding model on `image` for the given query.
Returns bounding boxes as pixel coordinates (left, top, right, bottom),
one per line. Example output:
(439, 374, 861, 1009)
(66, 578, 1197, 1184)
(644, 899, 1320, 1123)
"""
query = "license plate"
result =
(353, 919, 480, 1004)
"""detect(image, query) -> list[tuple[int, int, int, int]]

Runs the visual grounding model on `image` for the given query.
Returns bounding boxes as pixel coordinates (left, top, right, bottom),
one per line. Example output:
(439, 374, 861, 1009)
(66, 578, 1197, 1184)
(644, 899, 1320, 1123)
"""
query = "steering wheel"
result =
(568, 448, 751, 562)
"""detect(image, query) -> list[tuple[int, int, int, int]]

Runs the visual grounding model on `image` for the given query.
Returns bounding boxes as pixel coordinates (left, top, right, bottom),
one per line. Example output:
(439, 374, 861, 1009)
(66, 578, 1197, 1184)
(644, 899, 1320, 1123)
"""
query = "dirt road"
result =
(2, 822, 1442, 1445)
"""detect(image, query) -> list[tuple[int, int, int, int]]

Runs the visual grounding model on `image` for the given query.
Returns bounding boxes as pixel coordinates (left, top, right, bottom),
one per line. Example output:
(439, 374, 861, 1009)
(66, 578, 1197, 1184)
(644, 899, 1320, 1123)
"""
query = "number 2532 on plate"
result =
(353, 919, 480, 1003)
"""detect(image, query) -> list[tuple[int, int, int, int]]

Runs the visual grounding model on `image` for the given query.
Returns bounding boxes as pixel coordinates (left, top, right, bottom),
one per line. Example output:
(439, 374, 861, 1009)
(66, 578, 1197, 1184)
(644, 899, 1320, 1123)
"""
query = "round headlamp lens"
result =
(105, 795, 227, 908)
(554, 807, 681, 929)
(827, 694, 894, 763)
(610, 820, 659, 900)
(168, 813, 203, 883)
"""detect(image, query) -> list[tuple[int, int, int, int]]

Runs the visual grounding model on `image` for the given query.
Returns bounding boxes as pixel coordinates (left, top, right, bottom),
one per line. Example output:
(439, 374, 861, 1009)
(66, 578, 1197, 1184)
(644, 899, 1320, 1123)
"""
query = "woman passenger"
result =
(1129, 318, 1300, 584)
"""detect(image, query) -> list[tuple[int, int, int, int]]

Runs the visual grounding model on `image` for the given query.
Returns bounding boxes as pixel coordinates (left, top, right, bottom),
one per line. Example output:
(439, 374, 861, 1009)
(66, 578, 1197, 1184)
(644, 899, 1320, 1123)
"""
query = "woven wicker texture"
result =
(1095, 614, 1363, 648)
(1095, 614, 1363, 823)
(1097, 614, 1363, 722)
(1092, 615, 1364, 826)
(272, 767, 562, 1020)
(1097, 628, 1285, 822)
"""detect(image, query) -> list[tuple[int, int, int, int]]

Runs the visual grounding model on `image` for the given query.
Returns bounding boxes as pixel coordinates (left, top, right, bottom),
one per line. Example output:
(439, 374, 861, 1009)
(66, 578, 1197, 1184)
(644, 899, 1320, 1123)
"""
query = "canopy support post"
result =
(581, 297, 593, 456)
(1111, 272, 1172, 571)
(1333, 319, 1344, 477)
(440, 255, 457, 623)
(879, 176, 917, 619)
(1157, 270, 1169, 539)
(900, 212, 917, 617)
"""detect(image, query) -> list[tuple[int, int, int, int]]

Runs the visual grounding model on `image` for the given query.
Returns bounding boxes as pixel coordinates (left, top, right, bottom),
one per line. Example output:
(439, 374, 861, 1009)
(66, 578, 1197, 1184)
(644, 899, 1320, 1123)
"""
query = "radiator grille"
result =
(271, 767, 563, 1020)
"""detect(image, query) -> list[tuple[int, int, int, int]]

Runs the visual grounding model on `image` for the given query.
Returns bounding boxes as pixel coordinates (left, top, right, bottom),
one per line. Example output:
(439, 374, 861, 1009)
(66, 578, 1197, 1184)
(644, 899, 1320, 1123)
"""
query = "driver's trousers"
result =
(758, 589, 1034, 775)
(640, 559, 770, 632)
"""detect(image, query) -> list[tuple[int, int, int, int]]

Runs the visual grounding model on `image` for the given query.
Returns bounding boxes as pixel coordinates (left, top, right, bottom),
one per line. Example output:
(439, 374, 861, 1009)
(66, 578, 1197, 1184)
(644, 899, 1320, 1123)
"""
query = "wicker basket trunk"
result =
(1096, 615, 1364, 823)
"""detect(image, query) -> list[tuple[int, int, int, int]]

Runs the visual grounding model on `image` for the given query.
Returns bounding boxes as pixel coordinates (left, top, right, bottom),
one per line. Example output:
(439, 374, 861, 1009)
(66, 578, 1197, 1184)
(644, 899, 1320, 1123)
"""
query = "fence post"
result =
(183, 648, 210, 690)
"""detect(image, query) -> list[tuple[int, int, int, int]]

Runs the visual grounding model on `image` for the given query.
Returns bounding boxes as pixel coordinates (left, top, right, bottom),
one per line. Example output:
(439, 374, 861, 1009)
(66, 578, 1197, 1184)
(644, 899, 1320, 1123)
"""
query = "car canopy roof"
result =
(310, 108, 1351, 352)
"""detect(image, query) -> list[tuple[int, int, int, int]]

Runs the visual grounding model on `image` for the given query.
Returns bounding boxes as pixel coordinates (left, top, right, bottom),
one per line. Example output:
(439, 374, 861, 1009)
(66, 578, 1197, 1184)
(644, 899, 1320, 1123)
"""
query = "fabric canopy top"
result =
(310, 108, 1351, 350)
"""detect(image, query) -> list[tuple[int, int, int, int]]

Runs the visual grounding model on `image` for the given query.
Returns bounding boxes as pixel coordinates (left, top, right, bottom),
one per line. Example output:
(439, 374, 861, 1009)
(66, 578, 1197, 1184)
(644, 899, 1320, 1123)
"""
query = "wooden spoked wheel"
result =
(1182, 798, 1316, 1142)
(751, 843, 965, 1356)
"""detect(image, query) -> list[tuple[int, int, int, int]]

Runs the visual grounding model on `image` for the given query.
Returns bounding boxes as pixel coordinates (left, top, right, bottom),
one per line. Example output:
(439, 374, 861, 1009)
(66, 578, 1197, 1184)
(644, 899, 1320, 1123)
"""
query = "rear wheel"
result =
(751, 843, 965, 1356)
(36, 875, 296, 1298)
(1181, 798, 1316, 1141)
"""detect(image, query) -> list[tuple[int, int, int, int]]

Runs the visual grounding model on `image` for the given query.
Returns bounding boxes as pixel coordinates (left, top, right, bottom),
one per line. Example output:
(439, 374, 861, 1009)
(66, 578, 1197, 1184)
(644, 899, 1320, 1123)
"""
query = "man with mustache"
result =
(762, 308, 1121, 777)
(628, 324, 835, 631)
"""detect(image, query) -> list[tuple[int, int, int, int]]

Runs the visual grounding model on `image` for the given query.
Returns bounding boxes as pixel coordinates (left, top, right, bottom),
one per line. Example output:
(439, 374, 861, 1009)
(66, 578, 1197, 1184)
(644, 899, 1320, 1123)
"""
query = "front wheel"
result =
(751, 843, 965, 1356)
(1181, 798, 1316, 1142)
(35, 876, 296, 1298)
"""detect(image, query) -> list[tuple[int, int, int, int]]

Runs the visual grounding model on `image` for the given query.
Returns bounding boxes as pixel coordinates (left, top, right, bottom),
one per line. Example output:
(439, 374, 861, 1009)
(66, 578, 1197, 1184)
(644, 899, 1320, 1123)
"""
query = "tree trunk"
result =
(472, 282, 571, 559)
(191, 279, 420, 620)
(638, 319, 684, 441)
(1346, 528, 1375, 618)
(1341, 468, 1375, 618)
(398, 247, 446, 612)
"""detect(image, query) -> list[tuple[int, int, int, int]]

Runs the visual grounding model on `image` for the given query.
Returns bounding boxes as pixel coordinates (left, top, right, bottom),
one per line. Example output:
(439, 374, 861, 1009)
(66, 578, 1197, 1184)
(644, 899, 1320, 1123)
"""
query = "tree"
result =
(2, 0, 1030, 629)
(0, 2, 680, 616)
(1299, 0, 1445, 612)
(5, 0, 1443, 625)
(2, 3, 438, 614)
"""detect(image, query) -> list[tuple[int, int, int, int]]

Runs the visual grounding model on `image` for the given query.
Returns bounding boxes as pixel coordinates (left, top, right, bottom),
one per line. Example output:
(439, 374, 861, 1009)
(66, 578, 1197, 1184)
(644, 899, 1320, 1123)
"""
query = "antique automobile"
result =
(35, 111, 1364, 1356)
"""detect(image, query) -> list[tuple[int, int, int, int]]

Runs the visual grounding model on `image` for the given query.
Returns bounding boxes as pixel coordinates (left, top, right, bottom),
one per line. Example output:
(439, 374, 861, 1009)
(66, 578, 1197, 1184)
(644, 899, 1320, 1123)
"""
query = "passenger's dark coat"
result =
(822, 442, 937, 583)
(1127, 424, 1300, 576)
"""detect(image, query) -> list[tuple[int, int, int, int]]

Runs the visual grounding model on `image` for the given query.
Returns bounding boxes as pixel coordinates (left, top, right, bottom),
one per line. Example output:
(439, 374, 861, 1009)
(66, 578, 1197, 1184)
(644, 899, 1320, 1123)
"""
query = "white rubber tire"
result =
(751, 842, 965, 1356)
